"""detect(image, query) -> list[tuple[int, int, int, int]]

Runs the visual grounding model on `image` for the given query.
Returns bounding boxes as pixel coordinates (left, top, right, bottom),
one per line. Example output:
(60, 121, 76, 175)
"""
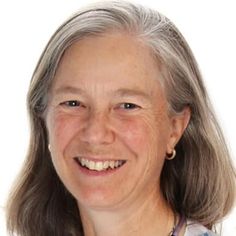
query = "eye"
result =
(60, 100, 82, 107)
(119, 103, 140, 110)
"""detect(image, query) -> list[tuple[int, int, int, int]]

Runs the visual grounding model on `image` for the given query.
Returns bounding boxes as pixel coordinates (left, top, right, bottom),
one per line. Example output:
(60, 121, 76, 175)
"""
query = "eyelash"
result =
(60, 100, 83, 107)
(118, 103, 140, 110)
(59, 101, 141, 111)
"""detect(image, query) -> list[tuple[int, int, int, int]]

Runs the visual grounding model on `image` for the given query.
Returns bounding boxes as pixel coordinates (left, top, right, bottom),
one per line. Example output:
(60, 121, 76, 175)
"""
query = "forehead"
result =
(52, 32, 164, 98)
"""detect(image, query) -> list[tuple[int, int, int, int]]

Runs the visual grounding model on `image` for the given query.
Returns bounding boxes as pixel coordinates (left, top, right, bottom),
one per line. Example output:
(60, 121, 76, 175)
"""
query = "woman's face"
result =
(46, 32, 184, 210)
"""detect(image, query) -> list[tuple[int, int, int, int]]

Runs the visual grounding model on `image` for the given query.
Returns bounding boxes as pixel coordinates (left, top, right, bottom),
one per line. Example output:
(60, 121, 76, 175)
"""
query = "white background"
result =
(0, 0, 235, 235)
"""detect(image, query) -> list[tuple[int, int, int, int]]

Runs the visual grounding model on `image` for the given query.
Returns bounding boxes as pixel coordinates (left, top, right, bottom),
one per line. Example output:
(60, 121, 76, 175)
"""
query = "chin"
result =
(74, 187, 125, 210)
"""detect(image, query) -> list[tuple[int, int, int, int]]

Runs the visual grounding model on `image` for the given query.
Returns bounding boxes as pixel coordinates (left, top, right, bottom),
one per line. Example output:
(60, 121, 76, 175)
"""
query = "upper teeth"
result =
(78, 158, 124, 171)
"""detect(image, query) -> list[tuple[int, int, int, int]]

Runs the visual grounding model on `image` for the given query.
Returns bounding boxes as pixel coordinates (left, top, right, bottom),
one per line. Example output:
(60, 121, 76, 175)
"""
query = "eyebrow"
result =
(54, 86, 152, 101)
(54, 86, 85, 96)
(114, 88, 152, 101)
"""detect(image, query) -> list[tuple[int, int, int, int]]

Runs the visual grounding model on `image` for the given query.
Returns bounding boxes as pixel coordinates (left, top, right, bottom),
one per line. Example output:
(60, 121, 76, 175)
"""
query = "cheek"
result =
(47, 112, 80, 153)
(120, 119, 151, 149)
(115, 114, 168, 157)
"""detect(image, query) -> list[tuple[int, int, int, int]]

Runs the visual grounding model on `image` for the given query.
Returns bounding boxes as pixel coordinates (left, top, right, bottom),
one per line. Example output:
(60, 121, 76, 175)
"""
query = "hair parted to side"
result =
(6, 1, 236, 235)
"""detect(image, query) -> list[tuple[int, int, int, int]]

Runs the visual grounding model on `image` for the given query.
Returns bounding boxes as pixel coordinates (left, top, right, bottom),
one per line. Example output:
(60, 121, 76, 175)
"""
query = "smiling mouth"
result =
(74, 157, 126, 172)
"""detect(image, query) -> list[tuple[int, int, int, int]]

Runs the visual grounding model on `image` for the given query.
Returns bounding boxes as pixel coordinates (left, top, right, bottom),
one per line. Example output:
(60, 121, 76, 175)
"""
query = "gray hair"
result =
(6, 1, 235, 235)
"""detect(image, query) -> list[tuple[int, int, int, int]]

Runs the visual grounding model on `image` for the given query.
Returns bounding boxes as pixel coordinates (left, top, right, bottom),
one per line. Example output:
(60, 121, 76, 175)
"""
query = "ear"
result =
(166, 107, 191, 154)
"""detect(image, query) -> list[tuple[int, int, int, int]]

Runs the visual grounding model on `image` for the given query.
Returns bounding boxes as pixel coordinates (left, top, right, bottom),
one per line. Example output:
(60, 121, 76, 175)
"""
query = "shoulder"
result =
(184, 220, 218, 236)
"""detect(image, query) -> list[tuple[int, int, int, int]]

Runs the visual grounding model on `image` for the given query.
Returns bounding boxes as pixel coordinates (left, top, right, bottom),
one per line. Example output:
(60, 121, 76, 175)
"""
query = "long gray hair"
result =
(6, 1, 235, 235)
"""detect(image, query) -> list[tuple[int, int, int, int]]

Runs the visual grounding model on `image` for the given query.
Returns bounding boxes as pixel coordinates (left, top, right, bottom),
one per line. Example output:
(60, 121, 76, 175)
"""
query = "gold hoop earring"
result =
(166, 149, 176, 160)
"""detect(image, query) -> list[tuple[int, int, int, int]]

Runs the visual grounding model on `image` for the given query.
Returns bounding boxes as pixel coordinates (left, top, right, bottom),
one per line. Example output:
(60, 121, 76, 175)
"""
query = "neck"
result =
(78, 189, 175, 236)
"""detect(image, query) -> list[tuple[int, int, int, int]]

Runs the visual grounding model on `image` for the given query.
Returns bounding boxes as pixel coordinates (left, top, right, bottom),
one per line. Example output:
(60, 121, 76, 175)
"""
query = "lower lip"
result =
(74, 160, 126, 177)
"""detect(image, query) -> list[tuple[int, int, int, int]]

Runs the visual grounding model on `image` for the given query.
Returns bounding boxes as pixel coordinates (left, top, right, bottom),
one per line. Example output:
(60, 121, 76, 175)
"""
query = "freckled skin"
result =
(46, 32, 175, 211)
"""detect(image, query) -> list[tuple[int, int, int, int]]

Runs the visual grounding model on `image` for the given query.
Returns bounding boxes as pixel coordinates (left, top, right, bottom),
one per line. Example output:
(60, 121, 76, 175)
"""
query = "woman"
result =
(6, 1, 235, 235)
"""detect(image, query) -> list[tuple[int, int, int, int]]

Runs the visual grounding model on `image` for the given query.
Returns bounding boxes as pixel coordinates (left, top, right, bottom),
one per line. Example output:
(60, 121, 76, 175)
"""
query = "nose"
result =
(79, 111, 115, 145)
